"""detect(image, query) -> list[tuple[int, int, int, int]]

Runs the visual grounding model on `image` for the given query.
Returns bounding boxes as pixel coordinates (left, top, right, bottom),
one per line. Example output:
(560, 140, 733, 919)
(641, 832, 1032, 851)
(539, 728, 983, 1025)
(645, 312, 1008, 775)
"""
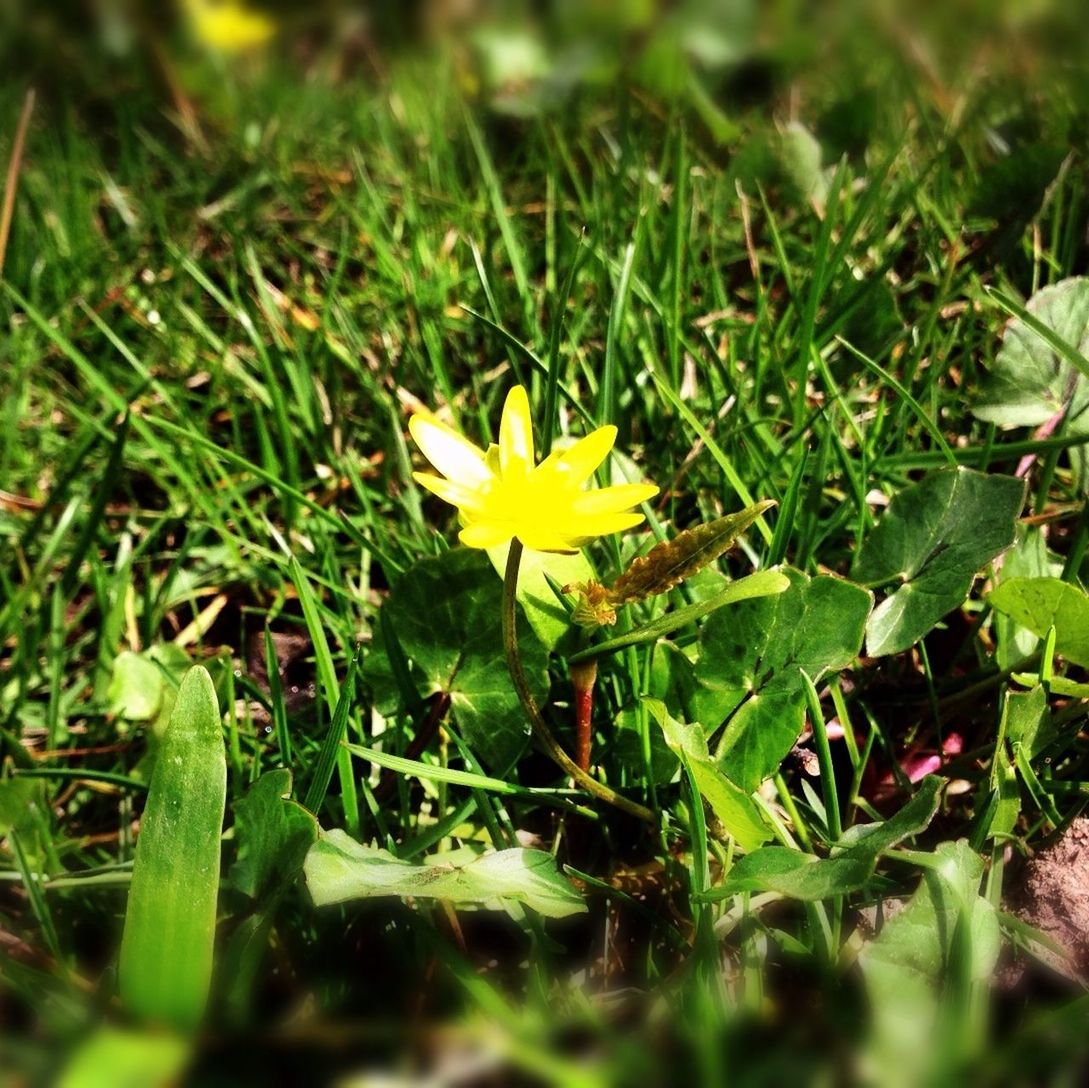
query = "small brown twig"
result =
(0, 88, 36, 282)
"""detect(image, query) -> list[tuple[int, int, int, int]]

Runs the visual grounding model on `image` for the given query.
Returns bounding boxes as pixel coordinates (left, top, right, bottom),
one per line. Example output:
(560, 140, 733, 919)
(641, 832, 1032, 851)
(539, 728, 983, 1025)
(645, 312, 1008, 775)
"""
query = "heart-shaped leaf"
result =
(856, 467, 1024, 657)
(364, 549, 548, 770)
(692, 568, 872, 791)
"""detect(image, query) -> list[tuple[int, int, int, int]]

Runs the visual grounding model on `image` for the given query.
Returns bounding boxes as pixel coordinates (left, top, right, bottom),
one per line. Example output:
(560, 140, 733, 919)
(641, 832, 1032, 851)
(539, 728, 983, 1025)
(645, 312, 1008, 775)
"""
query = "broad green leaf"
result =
(701, 778, 943, 901)
(860, 841, 1000, 1087)
(229, 769, 317, 901)
(304, 830, 585, 919)
(993, 527, 1063, 669)
(107, 651, 165, 721)
(119, 666, 226, 1031)
(364, 549, 548, 769)
(987, 576, 1089, 667)
(486, 541, 591, 650)
(692, 568, 872, 791)
(973, 277, 1089, 432)
(832, 775, 944, 863)
(643, 697, 772, 852)
(712, 847, 870, 900)
(856, 467, 1024, 657)
(56, 1026, 190, 1088)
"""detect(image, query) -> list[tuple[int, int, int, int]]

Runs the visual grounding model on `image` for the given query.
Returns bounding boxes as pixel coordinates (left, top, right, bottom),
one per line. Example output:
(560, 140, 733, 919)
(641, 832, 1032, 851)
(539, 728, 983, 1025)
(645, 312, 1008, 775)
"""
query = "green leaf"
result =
(993, 527, 1063, 669)
(107, 644, 191, 730)
(304, 830, 586, 919)
(833, 775, 944, 862)
(856, 467, 1024, 657)
(486, 541, 591, 650)
(229, 769, 317, 902)
(107, 651, 166, 721)
(988, 576, 1089, 667)
(569, 569, 791, 664)
(692, 568, 872, 792)
(119, 666, 227, 1031)
(717, 847, 869, 900)
(701, 777, 943, 901)
(56, 1026, 190, 1088)
(973, 277, 1089, 430)
(364, 549, 548, 769)
(643, 697, 773, 852)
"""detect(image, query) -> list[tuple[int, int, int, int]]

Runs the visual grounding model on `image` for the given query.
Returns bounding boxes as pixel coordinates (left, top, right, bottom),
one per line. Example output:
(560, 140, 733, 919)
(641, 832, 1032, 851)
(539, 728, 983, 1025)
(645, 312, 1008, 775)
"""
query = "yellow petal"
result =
(459, 522, 514, 549)
(566, 511, 646, 537)
(516, 528, 580, 553)
(409, 413, 491, 487)
(572, 483, 659, 516)
(412, 472, 487, 513)
(537, 425, 617, 487)
(499, 385, 534, 477)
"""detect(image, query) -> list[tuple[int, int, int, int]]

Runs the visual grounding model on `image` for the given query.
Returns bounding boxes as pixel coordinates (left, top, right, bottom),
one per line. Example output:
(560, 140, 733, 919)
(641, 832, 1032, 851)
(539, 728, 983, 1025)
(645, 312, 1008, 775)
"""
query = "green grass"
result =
(3, 7, 1089, 1085)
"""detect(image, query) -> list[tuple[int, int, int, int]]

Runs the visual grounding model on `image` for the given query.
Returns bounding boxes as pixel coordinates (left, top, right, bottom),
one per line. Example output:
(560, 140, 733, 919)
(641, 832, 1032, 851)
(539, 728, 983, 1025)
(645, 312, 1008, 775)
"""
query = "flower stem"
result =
(502, 539, 654, 824)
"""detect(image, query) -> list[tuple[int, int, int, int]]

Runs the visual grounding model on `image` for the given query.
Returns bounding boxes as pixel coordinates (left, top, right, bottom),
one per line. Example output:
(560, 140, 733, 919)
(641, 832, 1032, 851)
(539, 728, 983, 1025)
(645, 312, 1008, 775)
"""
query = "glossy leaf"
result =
(119, 666, 227, 1031)
(304, 830, 585, 919)
(987, 576, 1089, 667)
(856, 467, 1024, 657)
(692, 568, 872, 791)
(363, 549, 548, 769)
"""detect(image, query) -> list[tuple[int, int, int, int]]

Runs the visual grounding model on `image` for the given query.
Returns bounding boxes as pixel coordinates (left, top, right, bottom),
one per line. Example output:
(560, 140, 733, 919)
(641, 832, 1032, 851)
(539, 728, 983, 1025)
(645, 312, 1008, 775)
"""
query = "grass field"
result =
(3, 3, 1089, 1085)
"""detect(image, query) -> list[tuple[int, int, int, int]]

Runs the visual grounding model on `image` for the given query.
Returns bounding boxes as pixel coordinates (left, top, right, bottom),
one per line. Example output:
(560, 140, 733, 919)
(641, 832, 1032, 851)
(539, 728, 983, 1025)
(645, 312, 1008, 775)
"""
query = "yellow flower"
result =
(183, 0, 274, 52)
(410, 386, 658, 554)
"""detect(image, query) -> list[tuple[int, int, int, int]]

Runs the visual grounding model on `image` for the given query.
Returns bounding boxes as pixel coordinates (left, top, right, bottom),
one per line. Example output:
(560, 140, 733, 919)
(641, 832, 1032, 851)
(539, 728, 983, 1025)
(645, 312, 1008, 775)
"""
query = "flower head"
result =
(409, 386, 658, 554)
(183, 0, 275, 52)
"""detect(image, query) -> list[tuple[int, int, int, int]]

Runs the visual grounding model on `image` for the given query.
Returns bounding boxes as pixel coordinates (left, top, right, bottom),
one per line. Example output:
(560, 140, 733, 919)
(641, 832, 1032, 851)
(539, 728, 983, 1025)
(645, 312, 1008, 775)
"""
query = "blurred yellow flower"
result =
(183, 0, 274, 52)
(410, 386, 658, 554)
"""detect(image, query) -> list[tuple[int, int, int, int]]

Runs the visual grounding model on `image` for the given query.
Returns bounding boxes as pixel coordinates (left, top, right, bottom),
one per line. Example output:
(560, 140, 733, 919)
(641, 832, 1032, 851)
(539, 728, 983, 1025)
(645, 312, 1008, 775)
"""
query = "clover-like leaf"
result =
(363, 549, 547, 769)
(692, 568, 872, 792)
(304, 830, 585, 919)
(856, 467, 1025, 657)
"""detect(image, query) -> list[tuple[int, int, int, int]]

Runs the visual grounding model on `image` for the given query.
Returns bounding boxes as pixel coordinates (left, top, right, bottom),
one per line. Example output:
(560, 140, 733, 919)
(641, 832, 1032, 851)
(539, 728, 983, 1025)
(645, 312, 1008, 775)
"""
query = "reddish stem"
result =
(570, 659, 598, 773)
